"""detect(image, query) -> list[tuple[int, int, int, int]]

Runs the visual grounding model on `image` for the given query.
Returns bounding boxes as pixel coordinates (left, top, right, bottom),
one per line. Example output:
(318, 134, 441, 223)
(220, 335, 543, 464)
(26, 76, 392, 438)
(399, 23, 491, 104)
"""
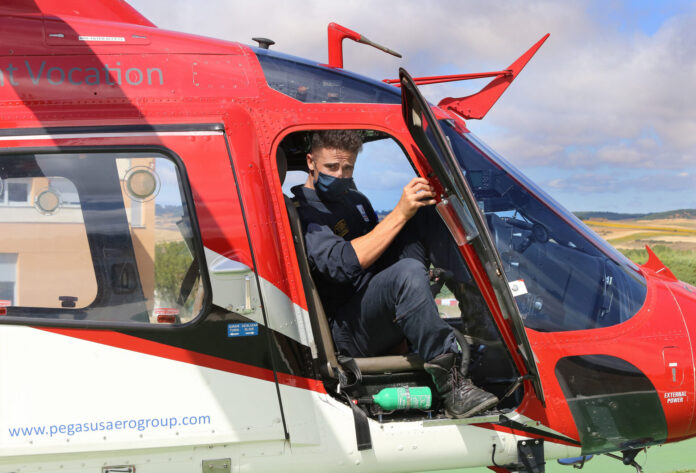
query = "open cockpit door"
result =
(399, 68, 545, 404)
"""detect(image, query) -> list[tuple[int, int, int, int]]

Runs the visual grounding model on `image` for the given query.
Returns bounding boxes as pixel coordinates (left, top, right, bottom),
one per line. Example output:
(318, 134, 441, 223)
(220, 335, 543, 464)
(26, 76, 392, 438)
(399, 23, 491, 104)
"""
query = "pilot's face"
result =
(306, 147, 357, 186)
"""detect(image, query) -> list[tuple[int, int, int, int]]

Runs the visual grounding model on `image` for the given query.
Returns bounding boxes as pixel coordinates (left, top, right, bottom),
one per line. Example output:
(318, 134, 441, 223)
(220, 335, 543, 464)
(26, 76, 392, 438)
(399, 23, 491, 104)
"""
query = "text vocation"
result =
(0, 61, 164, 87)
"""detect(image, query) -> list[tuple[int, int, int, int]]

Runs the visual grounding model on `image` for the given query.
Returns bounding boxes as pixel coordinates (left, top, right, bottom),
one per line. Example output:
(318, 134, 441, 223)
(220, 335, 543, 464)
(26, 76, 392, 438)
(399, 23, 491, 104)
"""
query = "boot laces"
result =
(451, 358, 462, 387)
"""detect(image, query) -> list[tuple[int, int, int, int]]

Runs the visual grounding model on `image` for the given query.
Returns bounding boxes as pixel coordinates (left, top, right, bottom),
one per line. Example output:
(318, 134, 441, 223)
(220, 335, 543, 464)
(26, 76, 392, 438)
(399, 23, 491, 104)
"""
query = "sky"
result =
(129, 0, 696, 214)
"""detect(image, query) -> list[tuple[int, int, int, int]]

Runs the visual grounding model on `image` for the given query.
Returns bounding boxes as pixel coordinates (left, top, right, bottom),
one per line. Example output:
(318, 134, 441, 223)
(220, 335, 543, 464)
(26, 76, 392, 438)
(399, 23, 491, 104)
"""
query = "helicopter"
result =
(0, 1, 693, 473)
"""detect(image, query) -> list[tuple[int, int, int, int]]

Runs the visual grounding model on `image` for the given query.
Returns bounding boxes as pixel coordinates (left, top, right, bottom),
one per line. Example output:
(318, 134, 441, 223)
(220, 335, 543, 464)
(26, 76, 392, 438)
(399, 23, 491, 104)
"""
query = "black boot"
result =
(424, 352, 499, 418)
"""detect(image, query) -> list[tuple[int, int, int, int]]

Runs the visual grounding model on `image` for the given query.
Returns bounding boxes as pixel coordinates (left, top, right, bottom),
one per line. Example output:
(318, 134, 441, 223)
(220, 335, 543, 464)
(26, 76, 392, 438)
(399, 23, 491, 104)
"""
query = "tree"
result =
(154, 241, 194, 306)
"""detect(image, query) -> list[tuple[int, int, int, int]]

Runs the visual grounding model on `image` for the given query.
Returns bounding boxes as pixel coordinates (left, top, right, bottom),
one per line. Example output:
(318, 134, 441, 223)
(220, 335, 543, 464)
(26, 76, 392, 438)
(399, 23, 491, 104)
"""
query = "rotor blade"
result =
(359, 35, 402, 58)
(438, 33, 549, 120)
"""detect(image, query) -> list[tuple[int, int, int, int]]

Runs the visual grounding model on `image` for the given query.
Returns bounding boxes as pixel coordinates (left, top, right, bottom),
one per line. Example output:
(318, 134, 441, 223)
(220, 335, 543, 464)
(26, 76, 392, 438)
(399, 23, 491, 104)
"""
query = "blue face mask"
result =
(314, 172, 354, 201)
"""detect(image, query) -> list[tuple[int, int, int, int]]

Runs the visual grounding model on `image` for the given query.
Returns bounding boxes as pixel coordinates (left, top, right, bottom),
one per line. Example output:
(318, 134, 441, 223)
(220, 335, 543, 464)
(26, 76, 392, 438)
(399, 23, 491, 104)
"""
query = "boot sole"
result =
(448, 396, 499, 419)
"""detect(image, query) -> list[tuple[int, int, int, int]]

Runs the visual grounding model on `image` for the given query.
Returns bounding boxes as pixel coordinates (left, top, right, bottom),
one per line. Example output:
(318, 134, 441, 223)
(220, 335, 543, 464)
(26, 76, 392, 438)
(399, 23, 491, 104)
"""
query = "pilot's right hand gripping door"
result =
(399, 68, 545, 405)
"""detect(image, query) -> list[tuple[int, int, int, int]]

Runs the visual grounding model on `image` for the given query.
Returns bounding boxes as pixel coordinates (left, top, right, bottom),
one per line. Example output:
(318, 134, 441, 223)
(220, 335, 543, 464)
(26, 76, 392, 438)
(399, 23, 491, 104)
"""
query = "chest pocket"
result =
(326, 198, 374, 239)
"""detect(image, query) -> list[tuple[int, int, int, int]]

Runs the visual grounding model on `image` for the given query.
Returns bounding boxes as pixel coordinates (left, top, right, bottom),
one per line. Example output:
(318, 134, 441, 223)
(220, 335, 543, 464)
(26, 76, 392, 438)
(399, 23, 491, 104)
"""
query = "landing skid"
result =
(605, 449, 645, 473)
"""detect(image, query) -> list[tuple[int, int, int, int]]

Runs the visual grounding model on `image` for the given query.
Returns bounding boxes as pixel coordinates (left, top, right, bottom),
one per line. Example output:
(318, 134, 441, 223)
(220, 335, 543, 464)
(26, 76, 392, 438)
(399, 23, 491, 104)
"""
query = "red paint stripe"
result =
(487, 467, 510, 473)
(475, 422, 580, 448)
(38, 327, 326, 394)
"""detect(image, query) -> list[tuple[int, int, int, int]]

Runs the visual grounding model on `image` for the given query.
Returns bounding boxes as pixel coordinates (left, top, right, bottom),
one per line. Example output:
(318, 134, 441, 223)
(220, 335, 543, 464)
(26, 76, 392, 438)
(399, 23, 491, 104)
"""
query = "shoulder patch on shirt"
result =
(356, 204, 370, 223)
(333, 218, 349, 237)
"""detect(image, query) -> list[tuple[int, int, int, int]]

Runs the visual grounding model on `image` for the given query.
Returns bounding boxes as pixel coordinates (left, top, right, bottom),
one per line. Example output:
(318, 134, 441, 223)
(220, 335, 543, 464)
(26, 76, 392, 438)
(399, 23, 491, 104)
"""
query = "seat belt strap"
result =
(342, 392, 372, 451)
(177, 259, 200, 306)
(337, 355, 371, 450)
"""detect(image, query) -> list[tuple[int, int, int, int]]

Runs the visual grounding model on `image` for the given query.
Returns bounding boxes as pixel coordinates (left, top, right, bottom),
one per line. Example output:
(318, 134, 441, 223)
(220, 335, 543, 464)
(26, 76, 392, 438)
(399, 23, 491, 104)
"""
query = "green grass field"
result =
(620, 245, 696, 285)
(609, 231, 687, 245)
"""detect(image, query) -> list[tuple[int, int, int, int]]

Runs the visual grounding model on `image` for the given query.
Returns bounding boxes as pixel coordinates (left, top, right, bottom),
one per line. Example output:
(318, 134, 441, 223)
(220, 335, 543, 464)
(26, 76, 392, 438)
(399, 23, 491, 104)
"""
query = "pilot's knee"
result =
(393, 258, 429, 294)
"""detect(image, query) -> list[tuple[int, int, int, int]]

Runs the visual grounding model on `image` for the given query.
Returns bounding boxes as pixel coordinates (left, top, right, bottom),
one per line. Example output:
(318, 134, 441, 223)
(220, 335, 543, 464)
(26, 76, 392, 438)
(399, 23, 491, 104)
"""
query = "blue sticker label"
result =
(228, 322, 259, 337)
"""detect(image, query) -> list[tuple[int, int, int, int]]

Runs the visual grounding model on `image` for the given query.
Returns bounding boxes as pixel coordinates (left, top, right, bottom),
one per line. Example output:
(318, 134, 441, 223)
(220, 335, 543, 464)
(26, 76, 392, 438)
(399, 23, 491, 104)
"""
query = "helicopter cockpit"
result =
(264, 45, 648, 423)
(439, 121, 648, 333)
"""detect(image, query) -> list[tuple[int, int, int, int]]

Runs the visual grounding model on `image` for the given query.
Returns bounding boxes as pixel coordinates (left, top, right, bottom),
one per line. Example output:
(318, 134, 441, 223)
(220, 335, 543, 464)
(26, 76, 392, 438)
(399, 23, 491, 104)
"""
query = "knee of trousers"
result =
(391, 258, 430, 297)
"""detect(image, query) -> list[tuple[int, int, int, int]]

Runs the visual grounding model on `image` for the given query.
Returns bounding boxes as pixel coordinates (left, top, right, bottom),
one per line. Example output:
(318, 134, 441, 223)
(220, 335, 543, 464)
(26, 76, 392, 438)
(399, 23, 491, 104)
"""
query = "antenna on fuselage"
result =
(252, 37, 275, 49)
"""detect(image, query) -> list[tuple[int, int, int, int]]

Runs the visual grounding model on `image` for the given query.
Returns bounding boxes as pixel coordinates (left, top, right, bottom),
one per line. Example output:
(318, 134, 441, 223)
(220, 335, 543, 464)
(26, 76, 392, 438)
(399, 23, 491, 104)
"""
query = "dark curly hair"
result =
(311, 130, 363, 154)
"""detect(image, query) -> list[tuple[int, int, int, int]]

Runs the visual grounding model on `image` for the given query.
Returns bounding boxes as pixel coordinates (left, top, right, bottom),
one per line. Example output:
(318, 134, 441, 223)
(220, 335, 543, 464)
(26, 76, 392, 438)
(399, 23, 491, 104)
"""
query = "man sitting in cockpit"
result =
(292, 130, 498, 418)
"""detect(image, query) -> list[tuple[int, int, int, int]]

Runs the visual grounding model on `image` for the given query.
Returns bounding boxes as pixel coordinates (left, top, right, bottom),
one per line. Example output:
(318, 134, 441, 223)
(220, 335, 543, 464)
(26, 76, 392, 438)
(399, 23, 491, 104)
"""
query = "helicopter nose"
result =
(666, 281, 696, 437)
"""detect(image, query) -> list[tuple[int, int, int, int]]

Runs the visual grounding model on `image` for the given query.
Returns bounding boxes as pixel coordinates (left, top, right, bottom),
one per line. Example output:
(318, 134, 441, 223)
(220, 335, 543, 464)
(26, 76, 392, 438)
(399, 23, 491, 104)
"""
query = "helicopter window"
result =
(256, 51, 401, 104)
(439, 122, 647, 333)
(0, 152, 205, 325)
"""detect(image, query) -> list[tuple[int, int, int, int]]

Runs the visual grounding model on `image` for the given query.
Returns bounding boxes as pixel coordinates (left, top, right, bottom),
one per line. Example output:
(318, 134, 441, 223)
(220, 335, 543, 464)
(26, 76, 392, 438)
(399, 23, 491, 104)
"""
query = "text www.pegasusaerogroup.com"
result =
(8, 415, 211, 438)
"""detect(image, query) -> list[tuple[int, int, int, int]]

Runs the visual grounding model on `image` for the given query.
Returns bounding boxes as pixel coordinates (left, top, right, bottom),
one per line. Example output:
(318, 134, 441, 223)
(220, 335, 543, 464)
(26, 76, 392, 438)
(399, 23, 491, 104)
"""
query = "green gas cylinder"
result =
(371, 386, 432, 410)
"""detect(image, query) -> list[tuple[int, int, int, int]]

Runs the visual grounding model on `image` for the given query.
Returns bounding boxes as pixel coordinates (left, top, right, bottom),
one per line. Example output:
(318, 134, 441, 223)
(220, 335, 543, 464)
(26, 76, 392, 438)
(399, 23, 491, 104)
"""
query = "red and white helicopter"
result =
(0, 1, 693, 472)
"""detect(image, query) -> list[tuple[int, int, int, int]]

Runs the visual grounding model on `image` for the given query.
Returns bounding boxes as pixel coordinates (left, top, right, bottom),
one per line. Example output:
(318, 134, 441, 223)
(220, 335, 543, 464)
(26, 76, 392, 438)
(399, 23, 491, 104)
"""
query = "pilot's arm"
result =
(350, 177, 435, 269)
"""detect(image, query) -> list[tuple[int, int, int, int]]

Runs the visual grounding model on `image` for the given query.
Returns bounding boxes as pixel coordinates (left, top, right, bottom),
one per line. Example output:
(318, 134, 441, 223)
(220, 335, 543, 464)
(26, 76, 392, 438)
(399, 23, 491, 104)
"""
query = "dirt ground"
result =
(584, 218, 696, 250)
(155, 212, 185, 242)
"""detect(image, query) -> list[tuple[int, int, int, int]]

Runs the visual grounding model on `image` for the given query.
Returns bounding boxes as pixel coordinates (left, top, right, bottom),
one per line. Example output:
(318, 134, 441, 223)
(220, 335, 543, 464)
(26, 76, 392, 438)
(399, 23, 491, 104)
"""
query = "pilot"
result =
(291, 130, 498, 418)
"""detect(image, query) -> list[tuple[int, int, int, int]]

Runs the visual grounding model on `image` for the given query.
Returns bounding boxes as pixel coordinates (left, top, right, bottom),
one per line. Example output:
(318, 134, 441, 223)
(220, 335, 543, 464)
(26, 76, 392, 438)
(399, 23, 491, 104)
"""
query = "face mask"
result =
(314, 171, 354, 201)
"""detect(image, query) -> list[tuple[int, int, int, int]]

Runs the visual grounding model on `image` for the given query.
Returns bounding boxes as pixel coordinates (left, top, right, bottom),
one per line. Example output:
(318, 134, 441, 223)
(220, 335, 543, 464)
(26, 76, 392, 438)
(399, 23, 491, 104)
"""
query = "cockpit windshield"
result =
(440, 120, 647, 332)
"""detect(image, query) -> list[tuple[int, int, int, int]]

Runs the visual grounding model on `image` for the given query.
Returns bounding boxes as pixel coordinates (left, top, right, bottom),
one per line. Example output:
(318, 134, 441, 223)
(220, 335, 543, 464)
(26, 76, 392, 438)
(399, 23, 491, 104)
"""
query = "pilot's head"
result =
(305, 130, 363, 198)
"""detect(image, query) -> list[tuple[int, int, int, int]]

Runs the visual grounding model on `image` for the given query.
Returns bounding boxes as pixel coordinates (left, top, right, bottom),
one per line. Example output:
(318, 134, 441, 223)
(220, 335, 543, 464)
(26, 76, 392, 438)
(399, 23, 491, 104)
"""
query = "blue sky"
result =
(130, 0, 696, 214)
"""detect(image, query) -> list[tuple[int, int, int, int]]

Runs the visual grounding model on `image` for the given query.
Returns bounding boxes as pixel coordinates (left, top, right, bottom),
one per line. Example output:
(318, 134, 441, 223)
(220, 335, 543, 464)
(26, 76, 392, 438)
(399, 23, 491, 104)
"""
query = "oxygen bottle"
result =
(362, 386, 432, 410)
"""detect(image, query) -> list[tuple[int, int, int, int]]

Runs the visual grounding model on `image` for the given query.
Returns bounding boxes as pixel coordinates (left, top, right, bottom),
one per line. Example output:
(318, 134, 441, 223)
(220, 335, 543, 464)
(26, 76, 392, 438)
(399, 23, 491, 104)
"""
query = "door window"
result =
(399, 68, 544, 401)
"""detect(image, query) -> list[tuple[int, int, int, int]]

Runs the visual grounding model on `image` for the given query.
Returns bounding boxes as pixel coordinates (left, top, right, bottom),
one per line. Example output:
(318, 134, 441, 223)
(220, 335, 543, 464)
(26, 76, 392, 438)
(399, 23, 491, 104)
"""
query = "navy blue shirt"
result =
(291, 184, 379, 316)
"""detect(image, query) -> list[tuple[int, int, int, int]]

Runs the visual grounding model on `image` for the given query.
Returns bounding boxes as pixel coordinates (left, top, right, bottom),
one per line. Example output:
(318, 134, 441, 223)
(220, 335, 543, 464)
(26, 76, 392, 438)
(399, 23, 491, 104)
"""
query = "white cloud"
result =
(543, 170, 696, 193)
(135, 0, 695, 163)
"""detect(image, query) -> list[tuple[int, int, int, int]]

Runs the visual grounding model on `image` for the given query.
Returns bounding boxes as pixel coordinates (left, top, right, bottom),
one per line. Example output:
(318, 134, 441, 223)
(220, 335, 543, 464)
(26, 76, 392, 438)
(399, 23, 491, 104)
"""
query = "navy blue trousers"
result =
(330, 208, 467, 361)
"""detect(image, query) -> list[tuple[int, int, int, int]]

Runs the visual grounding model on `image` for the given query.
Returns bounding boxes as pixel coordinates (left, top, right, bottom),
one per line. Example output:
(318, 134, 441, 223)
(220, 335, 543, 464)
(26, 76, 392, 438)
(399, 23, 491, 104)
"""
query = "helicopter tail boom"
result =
(1, 0, 155, 27)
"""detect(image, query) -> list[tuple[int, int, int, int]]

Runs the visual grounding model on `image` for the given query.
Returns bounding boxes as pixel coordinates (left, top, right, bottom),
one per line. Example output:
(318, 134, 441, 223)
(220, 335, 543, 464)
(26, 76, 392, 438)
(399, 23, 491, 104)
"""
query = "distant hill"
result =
(156, 204, 183, 216)
(574, 209, 696, 221)
(641, 209, 696, 220)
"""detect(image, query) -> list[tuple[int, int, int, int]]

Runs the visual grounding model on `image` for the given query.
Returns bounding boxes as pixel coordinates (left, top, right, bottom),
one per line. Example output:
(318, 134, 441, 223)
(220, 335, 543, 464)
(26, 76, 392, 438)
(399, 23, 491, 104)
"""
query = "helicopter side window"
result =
(0, 152, 205, 325)
(440, 122, 647, 333)
(255, 50, 401, 104)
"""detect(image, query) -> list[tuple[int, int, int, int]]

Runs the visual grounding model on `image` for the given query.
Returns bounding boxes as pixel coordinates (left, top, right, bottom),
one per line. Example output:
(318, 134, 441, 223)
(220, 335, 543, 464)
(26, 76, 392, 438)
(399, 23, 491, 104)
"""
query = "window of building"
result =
(0, 254, 17, 305)
(0, 179, 32, 205)
(7, 182, 28, 203)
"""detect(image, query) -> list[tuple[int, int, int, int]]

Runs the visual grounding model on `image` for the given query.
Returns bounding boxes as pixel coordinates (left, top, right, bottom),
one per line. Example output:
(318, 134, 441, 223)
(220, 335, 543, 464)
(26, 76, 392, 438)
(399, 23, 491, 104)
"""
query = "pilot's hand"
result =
(396, 177, 436, 221)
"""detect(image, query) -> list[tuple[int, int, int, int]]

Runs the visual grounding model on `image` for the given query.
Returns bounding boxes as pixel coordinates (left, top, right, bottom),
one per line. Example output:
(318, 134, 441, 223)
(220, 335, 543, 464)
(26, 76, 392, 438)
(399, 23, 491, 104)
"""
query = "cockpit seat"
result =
(354, 354, 424, 373)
